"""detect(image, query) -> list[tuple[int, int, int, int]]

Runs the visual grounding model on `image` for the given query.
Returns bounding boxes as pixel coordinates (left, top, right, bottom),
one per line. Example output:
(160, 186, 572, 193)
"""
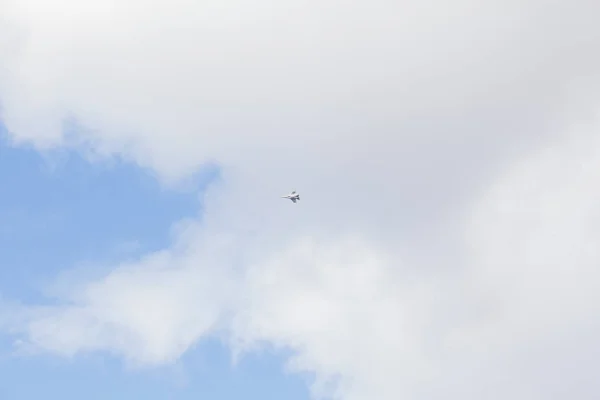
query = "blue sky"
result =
(0, 123, 309, 399)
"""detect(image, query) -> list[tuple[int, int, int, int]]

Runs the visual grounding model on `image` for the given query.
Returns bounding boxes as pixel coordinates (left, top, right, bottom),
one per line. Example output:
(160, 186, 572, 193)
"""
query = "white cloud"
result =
(1, 0, 600, 399)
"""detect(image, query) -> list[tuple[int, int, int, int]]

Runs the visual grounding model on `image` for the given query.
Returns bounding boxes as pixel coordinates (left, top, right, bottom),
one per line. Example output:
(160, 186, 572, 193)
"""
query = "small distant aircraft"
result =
(282, 190, 300, 203)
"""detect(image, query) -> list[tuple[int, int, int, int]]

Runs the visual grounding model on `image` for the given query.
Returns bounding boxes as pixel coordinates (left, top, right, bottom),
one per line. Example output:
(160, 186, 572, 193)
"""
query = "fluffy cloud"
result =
(1, 0, 600, 399)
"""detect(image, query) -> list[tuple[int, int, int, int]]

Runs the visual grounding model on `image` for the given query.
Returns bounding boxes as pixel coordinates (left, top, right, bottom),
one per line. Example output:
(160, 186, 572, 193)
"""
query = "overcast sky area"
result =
(1, 0, 600, 399)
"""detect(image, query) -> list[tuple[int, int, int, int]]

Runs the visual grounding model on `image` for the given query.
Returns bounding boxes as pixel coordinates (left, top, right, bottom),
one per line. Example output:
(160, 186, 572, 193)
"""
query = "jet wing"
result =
(291, 198, 297, 203)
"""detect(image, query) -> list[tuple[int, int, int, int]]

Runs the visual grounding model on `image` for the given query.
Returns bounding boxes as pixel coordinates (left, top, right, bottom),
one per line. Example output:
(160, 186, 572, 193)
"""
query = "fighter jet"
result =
(282, 190, 300, 203)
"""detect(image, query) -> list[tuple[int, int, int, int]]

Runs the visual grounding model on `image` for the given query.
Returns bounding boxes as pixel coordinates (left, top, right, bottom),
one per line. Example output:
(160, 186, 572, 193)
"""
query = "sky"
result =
(0, 0, 600, 399)
(0, 125, 309, 399)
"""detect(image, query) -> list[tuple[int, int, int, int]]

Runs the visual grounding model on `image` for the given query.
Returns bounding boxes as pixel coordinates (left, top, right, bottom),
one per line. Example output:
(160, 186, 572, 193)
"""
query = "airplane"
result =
(282, 190, 300, 203)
